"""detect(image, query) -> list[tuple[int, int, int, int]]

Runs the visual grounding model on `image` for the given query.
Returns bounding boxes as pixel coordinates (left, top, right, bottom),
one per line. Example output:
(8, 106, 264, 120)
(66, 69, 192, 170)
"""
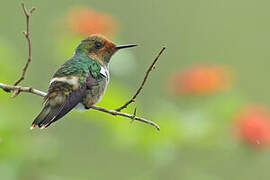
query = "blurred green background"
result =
(1, 0, 270, 179)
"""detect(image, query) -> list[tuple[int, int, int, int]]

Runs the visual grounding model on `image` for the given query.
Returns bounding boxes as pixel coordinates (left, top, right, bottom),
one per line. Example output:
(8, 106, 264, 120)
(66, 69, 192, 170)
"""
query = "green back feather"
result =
(54, 56, 103, 84)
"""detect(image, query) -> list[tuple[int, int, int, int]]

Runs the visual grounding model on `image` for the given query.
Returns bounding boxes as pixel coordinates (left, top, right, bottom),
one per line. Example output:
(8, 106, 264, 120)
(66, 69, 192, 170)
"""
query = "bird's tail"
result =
(31, 96, 66, 129)
(31, 80, 87, 129)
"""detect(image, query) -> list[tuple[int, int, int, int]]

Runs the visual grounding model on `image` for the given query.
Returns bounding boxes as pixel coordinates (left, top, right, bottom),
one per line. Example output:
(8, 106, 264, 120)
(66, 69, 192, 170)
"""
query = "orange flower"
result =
(235, 105, 270, 147)
(169, 64, 233, 96)
(66, 6, 117, 37)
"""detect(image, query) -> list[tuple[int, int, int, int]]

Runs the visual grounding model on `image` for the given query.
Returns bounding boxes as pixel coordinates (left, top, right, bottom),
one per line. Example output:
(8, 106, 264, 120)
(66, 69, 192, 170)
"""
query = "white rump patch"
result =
(50, 76, 79, 86)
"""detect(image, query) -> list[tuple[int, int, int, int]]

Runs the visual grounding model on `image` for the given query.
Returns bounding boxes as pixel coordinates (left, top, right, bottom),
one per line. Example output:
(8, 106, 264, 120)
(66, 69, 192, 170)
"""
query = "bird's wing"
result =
(53, 73, 100, 120)
(31, 81, 86, 128)
(31, 72, 101, 129)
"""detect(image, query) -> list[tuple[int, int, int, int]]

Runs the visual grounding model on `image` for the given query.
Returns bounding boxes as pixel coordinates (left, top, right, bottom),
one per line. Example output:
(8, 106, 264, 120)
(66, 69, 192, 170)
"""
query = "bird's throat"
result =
(88, 53, 108, 67)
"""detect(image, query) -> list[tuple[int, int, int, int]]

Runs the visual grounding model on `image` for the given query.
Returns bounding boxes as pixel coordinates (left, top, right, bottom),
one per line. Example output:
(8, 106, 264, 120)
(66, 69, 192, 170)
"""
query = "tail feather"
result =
(31, 102, 65, 129)
(31, 81, 87, 129)
(31, 79, 86, 129)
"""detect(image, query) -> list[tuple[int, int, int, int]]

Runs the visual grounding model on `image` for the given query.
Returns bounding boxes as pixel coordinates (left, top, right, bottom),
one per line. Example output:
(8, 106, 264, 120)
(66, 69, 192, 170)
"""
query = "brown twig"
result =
(90, 106, 160, 131)
(115, 47, 166, 112)
(13, 3, 35, 86)
(0, 83, 46, 97)
(0, 82, 160, 130)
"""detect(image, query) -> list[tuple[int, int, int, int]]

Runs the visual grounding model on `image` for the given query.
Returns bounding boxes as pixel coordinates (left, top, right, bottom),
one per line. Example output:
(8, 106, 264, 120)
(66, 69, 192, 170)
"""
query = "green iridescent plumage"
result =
(53, 56, 103, 83)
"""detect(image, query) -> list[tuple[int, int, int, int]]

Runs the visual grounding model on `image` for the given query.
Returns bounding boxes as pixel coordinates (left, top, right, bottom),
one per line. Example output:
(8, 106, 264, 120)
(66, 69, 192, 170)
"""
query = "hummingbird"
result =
(31, 34, 137, 129)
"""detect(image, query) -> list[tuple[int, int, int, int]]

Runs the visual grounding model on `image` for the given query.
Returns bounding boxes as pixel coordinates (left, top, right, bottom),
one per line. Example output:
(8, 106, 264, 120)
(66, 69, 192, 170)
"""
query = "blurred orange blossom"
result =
(66, 6, 117, 37)
(235, 105, 270, 147)
(169, 64, 233, 96)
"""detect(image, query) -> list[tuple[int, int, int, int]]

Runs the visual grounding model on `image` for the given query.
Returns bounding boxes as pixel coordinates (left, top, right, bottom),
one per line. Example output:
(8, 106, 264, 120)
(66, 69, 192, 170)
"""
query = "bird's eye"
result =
(95, 42, 103, 49)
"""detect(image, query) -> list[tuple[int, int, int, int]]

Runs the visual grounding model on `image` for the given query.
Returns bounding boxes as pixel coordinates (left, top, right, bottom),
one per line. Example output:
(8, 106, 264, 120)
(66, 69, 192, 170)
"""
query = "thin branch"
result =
(0, 83, 160, 130)
(13, 3, 36, 86)
(90, 106, 160, 131)
(0, 83, 46, 97)
(115, 47, 166, 112)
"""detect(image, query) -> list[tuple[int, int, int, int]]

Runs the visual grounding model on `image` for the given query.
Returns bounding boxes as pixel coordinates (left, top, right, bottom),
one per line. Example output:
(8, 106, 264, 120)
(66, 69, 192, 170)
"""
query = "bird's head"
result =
(75, 34, 137, 65)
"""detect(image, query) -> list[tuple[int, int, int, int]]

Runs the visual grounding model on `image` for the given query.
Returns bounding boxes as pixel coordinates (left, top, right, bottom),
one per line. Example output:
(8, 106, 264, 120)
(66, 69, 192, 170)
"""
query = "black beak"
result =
(116, 44, 137, 50)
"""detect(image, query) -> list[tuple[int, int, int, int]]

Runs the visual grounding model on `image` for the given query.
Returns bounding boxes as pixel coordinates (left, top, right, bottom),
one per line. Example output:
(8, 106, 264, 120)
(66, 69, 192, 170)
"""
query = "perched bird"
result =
(31, 34, 137, 129)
